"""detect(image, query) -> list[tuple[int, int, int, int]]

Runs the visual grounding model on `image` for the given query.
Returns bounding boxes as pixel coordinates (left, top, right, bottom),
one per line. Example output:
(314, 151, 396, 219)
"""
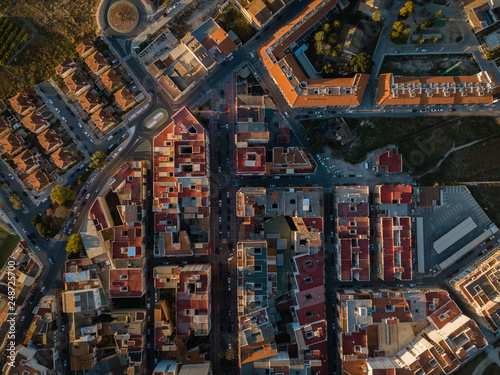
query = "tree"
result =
(50, 184, 75, 207)
(9, 193, 22, 210)
(332, 20, 341, 31)
(327, 33, 337, 45)
(31, 214, 42, 226)
(66, 233, 84, 254)
(434, 10, 441, 18)
(420, 7, 428, 16)
(372, 10, 382, 22)
(322, 23, 331, 33)
(314, 31, 325, 42)
(418, 37, 426, 44)
(315, 40, 324, 55)
(430, 36, 438, 43)
(89, 151, 106, 170)
(350, 52, 372, 73)
(393, 21, 405, 33)
(399, 1, 415, 17)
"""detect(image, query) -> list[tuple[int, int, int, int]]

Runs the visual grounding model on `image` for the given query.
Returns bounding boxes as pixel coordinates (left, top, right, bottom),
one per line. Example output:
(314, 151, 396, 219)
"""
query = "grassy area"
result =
(0, 226, 19, 267)
(454, 351, 487, 375)
(215, 4, 256, 44)
(0, 0, 97, 100)
(484, 363, 500, 375)
(469, 185, 500, 228)
(417, 134, 500, 185)
(136, 140, 151, 151)
(0, 17, 30, 66)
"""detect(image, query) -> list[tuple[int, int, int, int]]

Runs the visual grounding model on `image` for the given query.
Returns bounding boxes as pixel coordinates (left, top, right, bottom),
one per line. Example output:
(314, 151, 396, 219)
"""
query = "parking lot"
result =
(416, 186, 493, 272)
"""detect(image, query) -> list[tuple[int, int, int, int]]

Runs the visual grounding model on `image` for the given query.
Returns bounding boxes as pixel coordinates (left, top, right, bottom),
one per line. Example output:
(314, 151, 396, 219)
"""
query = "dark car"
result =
(264, 26, 270, 31)
(294, 115, 300, 119)
(256, 35, 260, 40)
(14, 217, 19, 223)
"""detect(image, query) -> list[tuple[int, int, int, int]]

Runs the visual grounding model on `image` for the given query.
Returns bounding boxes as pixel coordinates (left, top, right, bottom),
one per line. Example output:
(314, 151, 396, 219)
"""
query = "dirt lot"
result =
(301, 115, 500, 180)
(168, 0, 225, 39)
(0, 0, 97, 100)
(215, 4, 255, 43)
(379, 53, 480, 76)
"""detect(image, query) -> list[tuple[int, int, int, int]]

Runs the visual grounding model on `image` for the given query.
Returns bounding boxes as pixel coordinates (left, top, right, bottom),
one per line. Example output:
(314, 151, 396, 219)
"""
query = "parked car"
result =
(54, 107, 60, 113)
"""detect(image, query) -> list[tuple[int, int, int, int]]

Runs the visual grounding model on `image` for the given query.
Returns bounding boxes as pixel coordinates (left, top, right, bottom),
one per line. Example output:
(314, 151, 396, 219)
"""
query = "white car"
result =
(90, 139, 95, 144)
(84, 131, 90, 137)
(48, 99, 53, 105)
(54, 107, 60, 113)
(107, 135, 113, 141)
(78, 123, 83, 128)
(61, 116, 67, 123)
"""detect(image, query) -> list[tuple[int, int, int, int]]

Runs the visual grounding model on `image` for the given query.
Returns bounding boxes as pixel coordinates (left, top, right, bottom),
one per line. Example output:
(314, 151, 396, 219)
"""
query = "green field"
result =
(0, 226, 20, 267)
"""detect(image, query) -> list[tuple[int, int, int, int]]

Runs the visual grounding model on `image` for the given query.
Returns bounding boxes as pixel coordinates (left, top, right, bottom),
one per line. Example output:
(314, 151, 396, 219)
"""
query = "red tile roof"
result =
(378, 185, 412, 204)
(52, 147, 74, 170)
(0, 132, 24, 156)
(27, 168, 53, 192)
(236, 146, 267, 175)
(114, 86, 135, 111)
(55, 56, 77, 77)
(112, 223, 143, 259)
(101, 68, 122, 92)
(21, 111, 49, 133)
(64, 72, 89, 95)
(14, 149, 39, 173)
(89, 198, 111, 231)
(8, 92, 35, 116)
(428, 299, 461, 329)
(78, 90, 103, 113)
(85, 50, 109, 75)
(377, 149, 402, 173)
(109, 268, 145, 298)
(91, 108, 115, 130)
(76, 40, 95, 57)
(38, 128, 63, 154)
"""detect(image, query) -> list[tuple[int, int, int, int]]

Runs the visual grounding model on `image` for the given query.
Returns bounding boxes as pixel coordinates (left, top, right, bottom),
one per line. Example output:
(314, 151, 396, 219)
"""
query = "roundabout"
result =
(107, 0, 140, 33)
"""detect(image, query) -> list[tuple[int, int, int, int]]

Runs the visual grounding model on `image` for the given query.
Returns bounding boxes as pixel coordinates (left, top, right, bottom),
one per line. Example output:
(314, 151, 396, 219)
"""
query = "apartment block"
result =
(153, 106, 210, 256)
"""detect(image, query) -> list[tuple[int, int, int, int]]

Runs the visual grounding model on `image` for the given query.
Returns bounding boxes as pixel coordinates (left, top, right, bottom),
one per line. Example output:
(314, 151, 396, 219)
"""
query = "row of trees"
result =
(486, 46, 500, 60)
(0, 17, 29, 66)
(399, 1, 415, 18)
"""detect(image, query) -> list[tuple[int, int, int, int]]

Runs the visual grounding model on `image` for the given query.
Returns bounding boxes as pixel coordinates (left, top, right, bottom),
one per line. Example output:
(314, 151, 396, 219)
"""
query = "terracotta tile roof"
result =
(378, 71, 500, 106)
(100, 68, 122, 92)
(55, 56, 77, 77)
(153, 106, 210, 256)
(377, 149, 402, 173)
(76, 40, 95, 57)
(91, 108, 115, 130)
(64, 72, 89, 95)
(464, 0, 496, 33)
(255, 0, 373, 107)
(109, 269, 145, 298)
(0, 132, 24, 156)
(38, 129, 62, 154)
(378, 185, 412, 204)
(27, 168, 53, 192)
(236, 146, 267, 175)
(210, 27, 237, 57)
(112, 223, 143, 259)
(114, 86, 135, 111)
(78, 90, 103, 113)
(21, 111, 49, 133)
(85, 50, 109, 75)
(51, 147, 74, 169)
(14, 149, 39, 173)
(247, 0, 272, 28)
(8, 92, 35, 116)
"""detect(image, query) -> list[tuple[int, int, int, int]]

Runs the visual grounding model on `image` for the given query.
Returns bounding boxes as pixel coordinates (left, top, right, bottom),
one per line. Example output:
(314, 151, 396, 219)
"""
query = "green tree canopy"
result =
(322, 23, 331, 33)
(66, 233, 84, 254)
(434, 10, 441, 18)
(430, 36, 438, 43)
(418, 37, 425, 44)
(90, 151, 106, 170)
(332, 20, 341, 31)
(372, 9, 382, 22)
(50, 184, 75, 207)
(9, 193, 22, 210)
(350, 52, 372, 73)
